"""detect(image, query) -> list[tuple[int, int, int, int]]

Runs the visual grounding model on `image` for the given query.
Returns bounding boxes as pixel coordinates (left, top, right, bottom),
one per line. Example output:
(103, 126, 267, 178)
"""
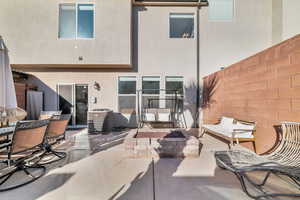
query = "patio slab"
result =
(1, 129, 299, 200)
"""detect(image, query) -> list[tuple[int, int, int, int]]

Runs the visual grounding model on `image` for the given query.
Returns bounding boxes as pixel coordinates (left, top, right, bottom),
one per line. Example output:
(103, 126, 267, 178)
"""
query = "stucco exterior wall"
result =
(0, 0, 132, 65)
(199, 0, 273, 77)
(23, 6, 199, 128)
(3, 0, 293, 129)
(282, 0, 300, 40)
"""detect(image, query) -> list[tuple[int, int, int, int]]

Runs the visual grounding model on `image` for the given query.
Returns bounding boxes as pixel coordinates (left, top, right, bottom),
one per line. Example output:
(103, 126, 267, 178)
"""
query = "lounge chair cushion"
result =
(202, 121, 254, 139)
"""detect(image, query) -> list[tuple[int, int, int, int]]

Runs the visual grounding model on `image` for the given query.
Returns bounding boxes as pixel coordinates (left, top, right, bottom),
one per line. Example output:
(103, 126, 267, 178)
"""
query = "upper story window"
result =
(209, 0, 234, 21)
(169, 13, 194, 39)
(59, 3, 95, 39)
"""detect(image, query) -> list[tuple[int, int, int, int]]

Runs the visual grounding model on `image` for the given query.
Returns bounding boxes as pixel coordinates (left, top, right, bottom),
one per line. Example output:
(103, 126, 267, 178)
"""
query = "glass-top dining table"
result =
(0, 127, 15, 137)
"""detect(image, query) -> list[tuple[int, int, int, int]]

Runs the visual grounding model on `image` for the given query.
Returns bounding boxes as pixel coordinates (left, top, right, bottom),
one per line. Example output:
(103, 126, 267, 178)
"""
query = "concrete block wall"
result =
(203, 34, 300, 154)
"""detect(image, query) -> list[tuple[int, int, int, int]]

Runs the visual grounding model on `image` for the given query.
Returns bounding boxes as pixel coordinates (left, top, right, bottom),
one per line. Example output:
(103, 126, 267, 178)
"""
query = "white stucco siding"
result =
(0, 0, 132, 65)
(282, 0, 300, 40)
(199, 0, 273, 77)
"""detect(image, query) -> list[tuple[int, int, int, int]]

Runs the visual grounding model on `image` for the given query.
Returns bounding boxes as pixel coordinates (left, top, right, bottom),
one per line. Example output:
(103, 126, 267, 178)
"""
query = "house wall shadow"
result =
(112, 111, 138, 129)
(112, 158, 244, 200)
(184, 81, 202, 128)
(1, 173, 74, 200)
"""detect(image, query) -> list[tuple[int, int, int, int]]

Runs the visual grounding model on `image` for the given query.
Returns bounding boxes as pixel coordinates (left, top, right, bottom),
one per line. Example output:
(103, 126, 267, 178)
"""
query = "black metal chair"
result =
(38, 114, 71, 165)
(0, 120, 49, 191)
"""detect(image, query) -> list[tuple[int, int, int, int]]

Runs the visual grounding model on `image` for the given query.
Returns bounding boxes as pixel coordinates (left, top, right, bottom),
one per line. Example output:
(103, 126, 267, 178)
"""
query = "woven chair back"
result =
(11, 120, 49, 154)
(46, 114, 71, 138)
(268, 122, 300, 167)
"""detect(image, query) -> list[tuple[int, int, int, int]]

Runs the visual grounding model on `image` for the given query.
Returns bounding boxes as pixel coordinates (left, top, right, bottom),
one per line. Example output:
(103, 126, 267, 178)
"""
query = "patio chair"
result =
(0, 120, 49, 191)
(38, 114, 71, 165)
(215, 121, 300, 199)
(39, 111, 62, 120)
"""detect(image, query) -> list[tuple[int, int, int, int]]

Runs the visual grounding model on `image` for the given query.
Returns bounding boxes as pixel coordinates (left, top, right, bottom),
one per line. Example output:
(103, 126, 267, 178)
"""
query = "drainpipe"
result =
(195, 5, 200, 128)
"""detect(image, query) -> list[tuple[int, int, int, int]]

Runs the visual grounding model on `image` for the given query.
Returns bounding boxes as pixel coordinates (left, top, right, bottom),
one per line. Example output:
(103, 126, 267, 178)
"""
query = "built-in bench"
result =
(201, 116, 256, 152)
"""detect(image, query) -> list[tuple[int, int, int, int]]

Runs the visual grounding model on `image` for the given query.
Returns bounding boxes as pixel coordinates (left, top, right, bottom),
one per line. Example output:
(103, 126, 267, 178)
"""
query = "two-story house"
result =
(0, 0, 299, 128)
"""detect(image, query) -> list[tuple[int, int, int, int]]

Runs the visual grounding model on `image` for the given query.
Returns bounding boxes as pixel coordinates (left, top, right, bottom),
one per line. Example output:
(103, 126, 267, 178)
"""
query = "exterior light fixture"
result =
(93, 81, 101, 91)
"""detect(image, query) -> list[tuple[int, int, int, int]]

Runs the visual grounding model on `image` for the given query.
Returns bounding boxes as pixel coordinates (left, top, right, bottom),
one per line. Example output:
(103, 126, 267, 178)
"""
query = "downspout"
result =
(196, 6, 200, 128)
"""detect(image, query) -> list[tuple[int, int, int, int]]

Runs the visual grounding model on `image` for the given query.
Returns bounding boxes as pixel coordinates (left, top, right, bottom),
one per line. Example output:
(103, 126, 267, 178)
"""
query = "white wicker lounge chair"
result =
(215, 121, 300, 199)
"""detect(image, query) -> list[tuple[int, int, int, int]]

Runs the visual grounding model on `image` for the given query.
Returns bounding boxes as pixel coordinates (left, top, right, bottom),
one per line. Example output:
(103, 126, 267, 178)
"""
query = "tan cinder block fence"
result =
(202, 34, 300, 154)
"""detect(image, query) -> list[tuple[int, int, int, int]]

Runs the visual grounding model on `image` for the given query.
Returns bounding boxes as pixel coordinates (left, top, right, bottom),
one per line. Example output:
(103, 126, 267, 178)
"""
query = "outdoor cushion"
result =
(234, 122, 255, 130)
(157, 113, 170, 122)
(220, 117, 235, 131)
(202, 120, 254, 139)
(144, 113, 156, 122)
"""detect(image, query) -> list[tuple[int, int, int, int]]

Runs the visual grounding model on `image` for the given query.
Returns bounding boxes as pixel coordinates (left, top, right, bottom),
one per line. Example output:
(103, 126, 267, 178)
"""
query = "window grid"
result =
(59, 3, 95, 39)
(169, 13, 195, 39)
(118, 76, 137, 114)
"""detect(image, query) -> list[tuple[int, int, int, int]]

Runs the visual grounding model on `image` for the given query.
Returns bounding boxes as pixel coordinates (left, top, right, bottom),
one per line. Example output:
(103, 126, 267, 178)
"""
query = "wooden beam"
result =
(132, 0, 208, 7)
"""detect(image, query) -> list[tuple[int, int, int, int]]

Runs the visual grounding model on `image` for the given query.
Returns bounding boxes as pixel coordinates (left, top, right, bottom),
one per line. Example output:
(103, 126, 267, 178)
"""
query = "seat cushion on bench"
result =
(202, 124, 254, 139)
(157, 113, 171, 122)
(144, 113, 156, 122)
(235, 122, 255, 130)
(220, 117, 234, 127)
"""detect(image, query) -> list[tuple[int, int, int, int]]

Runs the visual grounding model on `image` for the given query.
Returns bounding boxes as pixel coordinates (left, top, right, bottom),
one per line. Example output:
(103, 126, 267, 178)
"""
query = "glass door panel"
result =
(75, 84, 88, 125)
(58, 84, 74, 125)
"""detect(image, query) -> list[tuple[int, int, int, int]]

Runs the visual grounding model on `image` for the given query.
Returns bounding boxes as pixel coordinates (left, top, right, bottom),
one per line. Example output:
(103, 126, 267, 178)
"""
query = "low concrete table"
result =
(124, 129, 200, 158)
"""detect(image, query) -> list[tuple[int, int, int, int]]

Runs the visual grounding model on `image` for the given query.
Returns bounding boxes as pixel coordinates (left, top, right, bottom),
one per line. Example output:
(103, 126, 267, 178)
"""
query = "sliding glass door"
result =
(57, 84, 88, 126)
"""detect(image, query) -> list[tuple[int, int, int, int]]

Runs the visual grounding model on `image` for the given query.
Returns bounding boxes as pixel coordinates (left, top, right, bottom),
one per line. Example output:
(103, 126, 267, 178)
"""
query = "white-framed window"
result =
(208, 0, 234, 21)
(118, 76, 137, 114)
(169, 13, 194, 38)
(59, 3, 95, 39)
(165, 76, 184, 96)
(142, 76, 160, 108)
(165, 76, 184, 110)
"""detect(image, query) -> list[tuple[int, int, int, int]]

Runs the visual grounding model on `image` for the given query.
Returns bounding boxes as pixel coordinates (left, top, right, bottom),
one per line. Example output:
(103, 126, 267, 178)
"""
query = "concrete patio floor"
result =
(1, 129, 298, 200)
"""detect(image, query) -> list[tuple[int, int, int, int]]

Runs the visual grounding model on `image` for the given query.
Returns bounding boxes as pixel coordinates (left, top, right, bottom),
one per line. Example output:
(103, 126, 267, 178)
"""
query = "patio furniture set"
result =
(203, 116, 300, 199)
(0, 111, 70, 191)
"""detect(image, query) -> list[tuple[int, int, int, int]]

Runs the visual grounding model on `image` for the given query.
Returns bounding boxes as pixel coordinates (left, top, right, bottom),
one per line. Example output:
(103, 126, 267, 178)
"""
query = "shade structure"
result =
(0, 36, 26, 123)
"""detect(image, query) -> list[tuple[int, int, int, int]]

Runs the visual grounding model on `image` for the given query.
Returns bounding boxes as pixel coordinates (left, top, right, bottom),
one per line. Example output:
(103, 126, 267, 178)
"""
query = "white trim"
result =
(170, 13, 194, 19)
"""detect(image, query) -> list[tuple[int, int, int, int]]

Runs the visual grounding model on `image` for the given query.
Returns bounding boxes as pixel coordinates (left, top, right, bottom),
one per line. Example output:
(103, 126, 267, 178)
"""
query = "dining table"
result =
(0, 127, 15, 137)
